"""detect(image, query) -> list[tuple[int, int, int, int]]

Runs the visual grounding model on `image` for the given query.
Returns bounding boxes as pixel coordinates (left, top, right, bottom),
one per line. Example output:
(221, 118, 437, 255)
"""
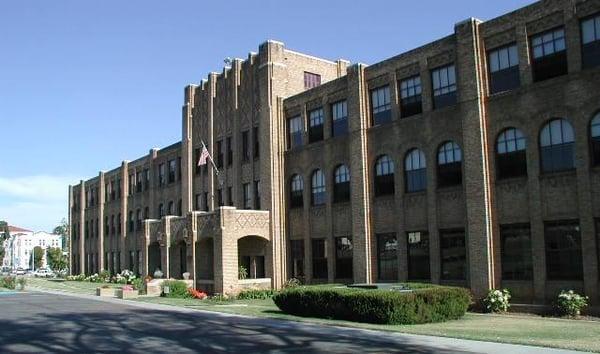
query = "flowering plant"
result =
(556, 290, 588, 317)
(482, 289, 511, 313)
(188, 288, 208, 300)
(121, 285, 134, 291)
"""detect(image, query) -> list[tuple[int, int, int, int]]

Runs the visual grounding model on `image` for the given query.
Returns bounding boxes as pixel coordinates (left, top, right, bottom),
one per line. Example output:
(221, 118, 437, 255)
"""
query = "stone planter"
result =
(116, 289, 139, 299)
(96, 287, 115, 297)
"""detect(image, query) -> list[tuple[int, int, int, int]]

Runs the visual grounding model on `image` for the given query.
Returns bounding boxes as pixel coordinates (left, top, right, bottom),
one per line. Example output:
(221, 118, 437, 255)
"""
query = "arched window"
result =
(290, 174, 304, 208)
(437, 141, 462, 187)
(590, 113, 600, 165)
(404, 149, 427, 192)
(333, 165, 350, 203)
(496, 128, 527, 179)
(374, 155, 395, 196)
(311, 170, 326, 206)
(540, 118, 575, 173)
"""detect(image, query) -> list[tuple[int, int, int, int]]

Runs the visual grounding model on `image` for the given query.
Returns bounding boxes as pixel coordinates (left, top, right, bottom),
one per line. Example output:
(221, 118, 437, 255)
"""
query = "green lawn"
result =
(28, 279, 600, 353)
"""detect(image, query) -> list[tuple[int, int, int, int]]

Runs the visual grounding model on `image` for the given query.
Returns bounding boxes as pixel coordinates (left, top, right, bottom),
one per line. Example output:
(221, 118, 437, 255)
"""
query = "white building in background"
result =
(2, 226, 63, 270)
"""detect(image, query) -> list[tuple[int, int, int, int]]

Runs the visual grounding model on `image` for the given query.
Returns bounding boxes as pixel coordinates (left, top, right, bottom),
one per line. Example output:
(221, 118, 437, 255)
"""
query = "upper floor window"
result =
(288, 115, 303, 149)
(136, 171, 143, 193)
(158, 164, 166, 187)
(290, 174, 304, 208)
(226, 137, 233, 166)
(168, 160, 176, 183)
(216, 140, 224, 168)
(253, 126, 260, 159)
(254, 180, 261, 210)
(241, 131, 250, 163)
(531, 28, 567, 82)
(144, 169, 150, 190)
(128, 174, 135, 196)
(371, 86, 392, 126)
(582, 14, 600, 68)
(540, 118, 575, 173)
(243, 183, 251, 209)
(304, 72, 321, 89)
(333, 165, 350, 203)
(400, 76, 422, 118)
(437, 141, 462, 187)
(311, 169, 326, 206)
(496, 128, 527, 179)
(488, 44, 520, 94)
(128, 211, 134, 232)
(591, 113, 600, 166)
(374, 155, 395, 196)
(158, 204, 164, 218)
(167, 201, 174, 215)
(405, 149, 426, 193)
(136, 209, 142, 230)
(309, 108, 324, 143)
(432, 65, 457, 109)
(331, 100, 348, 137)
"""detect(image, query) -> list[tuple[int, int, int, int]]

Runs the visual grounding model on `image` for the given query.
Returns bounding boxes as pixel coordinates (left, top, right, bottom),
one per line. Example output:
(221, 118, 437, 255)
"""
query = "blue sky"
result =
(0, 0, 535, 232)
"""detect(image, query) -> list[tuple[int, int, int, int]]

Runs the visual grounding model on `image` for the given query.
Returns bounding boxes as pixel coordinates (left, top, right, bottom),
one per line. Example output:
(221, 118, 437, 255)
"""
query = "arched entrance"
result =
(169, 241, 187, 279)
(238, 236, 268, 279)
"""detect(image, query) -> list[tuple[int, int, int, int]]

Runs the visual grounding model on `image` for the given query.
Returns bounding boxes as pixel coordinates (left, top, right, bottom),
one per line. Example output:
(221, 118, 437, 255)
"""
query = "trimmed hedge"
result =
(273, 286, 471, 325)
(161, 280, 190, 298)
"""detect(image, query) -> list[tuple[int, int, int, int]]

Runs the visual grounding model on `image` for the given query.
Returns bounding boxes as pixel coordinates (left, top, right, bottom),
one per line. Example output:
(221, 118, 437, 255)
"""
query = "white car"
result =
(34, 268, 54, 278)
(15, 268, 26, 276)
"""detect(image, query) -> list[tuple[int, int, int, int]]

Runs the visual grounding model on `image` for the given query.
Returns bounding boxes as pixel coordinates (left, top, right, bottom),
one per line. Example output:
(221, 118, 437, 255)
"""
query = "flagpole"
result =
(200, 140, 223, 186)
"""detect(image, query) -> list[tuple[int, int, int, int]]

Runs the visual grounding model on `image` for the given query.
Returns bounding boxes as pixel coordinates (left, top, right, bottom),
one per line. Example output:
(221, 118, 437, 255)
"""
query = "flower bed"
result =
(273, 285, 471, 325)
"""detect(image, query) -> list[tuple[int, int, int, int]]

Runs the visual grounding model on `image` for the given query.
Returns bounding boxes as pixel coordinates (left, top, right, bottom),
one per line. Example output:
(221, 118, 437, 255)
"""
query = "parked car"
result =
(15, 267, 26, 276)
(0, 267, 10, 276)
(34, 268, 55, 278)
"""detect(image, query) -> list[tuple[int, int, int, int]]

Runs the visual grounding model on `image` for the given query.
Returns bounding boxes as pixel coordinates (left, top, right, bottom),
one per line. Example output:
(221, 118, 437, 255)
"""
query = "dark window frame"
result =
(431, 64, 457, 109)
(530, 27, 568, 82)
(335, 236, 353, 279)
(311, 170, 326, 206)
(405, 149, 427, 192)
(312, 239, 328, 279)
(377, 233, 398, 281)
(440, 228, 467, 281)
(581, 14, 600, 69)
(500, 223, 533, 280)
(370, 85, 392, 126)
(407, 231, 430, 281)
(290, 174, 304, 208)
(544, 220, 583, 281)
(437, 141, 463, 188)
(308, 108, 324, 143)
(539, 119, 575, 174)
(333, 165, 350, 203)
(288, 115, 303, 149)
(400, 75, 423, 118)
(496, 128, 527, 179)
(488, 43, 521, 94)
(374, 155, 395, 197)
(331, 100, 348, 137)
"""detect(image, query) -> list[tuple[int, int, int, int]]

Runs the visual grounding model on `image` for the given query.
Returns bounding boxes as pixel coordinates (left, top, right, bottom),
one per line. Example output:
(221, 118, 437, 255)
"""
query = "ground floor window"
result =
(377, 233, 398, 281)
(239, 255, 265, 279)
(137, 251, 142, 276)
(501, 224, 532, 280)
(290, 239, 304, 278)
(440, 229, 466, 280)
(407, 231, 430, 280)
(129, 251, 136, 273)
(545, 220, 582, 280)
(312, 239, 328, 279)
(335, 236, 353, 279)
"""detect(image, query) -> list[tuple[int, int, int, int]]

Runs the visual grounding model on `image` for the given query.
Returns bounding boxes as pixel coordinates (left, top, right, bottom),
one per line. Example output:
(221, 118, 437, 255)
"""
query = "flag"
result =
(197, 144, 210, 166)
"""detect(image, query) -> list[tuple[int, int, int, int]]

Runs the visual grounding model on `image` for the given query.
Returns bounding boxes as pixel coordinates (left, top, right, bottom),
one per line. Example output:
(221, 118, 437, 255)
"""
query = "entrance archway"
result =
(238, 236, 268, 279)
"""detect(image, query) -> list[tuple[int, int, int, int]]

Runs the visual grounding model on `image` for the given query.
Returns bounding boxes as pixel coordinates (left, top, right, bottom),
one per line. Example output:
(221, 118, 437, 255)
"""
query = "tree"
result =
(31, 246, 44, 269)
(53, 218, 69, 253)
(0, 220, 9, 266)
(46, 247, 68, 272)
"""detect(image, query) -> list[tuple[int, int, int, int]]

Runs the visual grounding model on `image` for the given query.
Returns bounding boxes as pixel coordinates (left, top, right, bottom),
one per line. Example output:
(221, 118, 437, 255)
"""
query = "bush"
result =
(237, 289, 277, 300)
(66, 274, 85, 281)
(482, 289, 511, 313)
(284, 278, 302, 289)
(556, 290, 588, 317)
(273, 286, 471, 325)
(131, 278, 144, 293)
(1, 276, 16, 289)
(16, 277, 26, 291)
(161, 280, 190, 298)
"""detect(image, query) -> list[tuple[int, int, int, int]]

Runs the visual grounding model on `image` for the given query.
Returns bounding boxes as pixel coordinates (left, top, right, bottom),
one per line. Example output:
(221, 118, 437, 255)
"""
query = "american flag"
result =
(197, 144, 211, 166)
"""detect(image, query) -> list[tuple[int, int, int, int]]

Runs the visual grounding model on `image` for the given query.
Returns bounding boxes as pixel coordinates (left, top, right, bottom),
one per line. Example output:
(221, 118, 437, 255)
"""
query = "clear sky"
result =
(0, 0, 536, 232)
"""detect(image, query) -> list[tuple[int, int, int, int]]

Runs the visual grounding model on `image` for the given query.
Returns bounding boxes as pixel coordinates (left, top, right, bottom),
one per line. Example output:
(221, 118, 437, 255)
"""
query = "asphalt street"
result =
(0, 291, 584, 353)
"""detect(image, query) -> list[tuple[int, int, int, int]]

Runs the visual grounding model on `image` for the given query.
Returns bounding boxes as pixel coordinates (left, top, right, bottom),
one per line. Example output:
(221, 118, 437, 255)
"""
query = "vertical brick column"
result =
(78, 180, 85, 275)
(455, 18, 495, 298)
(347, 63, 373, 284)
(120, 161, 129, 272)
(159, 217, 171, 279)
(181, 85, 196, 215)
(98, 172, 105, 272)
(207, 73, 217, 211)
(141, 220, 150, 277)
(68, 185, 73, 275)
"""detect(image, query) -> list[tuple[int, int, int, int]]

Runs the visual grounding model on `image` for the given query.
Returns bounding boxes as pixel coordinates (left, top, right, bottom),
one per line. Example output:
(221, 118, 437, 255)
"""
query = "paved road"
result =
(0, 291, 583, 354)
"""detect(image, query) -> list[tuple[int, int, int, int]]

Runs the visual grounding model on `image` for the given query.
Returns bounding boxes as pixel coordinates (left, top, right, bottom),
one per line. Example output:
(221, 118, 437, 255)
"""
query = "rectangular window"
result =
(377, 233, 398, 281)
(488, 43, 520, 94)
(226, 137, 233, 167)
(158, 164, 165, 187)
(400, 76, 422, 117)
(308, 108, 324, 143)
(545, 220, 583, 280)
(254, 180, 261, 210)
(288, 116, 303, 149)
(128, 174, 135, 196)
(253, 126, 259, 159)
(335, 236, 353, 279)
(331, 100, 348, 137)
(304, 71, 321, 89)
(217, 189, 223, 207)
(312, 239, 328, 279)
(227, 186, 233, 206)
(216, 140, 224, 168)
(407, 231, 430, 280)
(243, 183, 251, 209)
(440, 229, 466, 280)
(136, 172, 143, 193)
(531, 28, 568, 82)
(144, 169, 150, 190)
(582, 14, 600, 69)
(241, 131, 250, 162)
(203, 192, 208, 212)
(290, 239, 304, 278)
(168, 160, 176, 183)
(371, 85, 392, 126)
(500, 224, 533, 280)
(432, 65, 457, 109)
(195, 193, 202, 211)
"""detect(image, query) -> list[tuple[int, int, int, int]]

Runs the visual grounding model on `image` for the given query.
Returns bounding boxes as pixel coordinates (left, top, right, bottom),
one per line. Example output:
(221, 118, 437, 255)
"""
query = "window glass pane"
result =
(490, 52, 499, 72)
(509, 45, 519, 66)
(582, 19, 595, 44)
(499, 48, 509, 69)
(591, 115, 600, 137)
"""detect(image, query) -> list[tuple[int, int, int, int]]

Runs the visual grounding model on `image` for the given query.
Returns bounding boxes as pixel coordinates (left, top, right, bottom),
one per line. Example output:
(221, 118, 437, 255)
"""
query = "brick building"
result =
(70, 0, 600, 303)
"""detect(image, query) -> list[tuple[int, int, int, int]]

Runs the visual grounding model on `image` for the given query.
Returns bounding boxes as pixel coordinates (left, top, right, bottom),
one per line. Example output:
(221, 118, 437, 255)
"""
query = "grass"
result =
(28, 279, 600, 353)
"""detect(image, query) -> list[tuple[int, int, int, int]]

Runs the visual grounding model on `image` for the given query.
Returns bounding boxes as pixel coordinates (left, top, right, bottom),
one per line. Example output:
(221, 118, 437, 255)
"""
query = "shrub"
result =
(1, 276, 16, 289)
(161, 280, 190, 298)
(16, 277, 26, 291)
(284, 278, 302, 289)
(238, 265, 248, 280)
(556, 290, 588, 317)
(99, 270, 111, 282)
(66, 274, 85, 281)
(273, 286, 471, 325)
(237, 289, 277, 300)
(131, 278, 144, 293)
(482, 289, 511, 313)
(188, 288, 208, 300)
